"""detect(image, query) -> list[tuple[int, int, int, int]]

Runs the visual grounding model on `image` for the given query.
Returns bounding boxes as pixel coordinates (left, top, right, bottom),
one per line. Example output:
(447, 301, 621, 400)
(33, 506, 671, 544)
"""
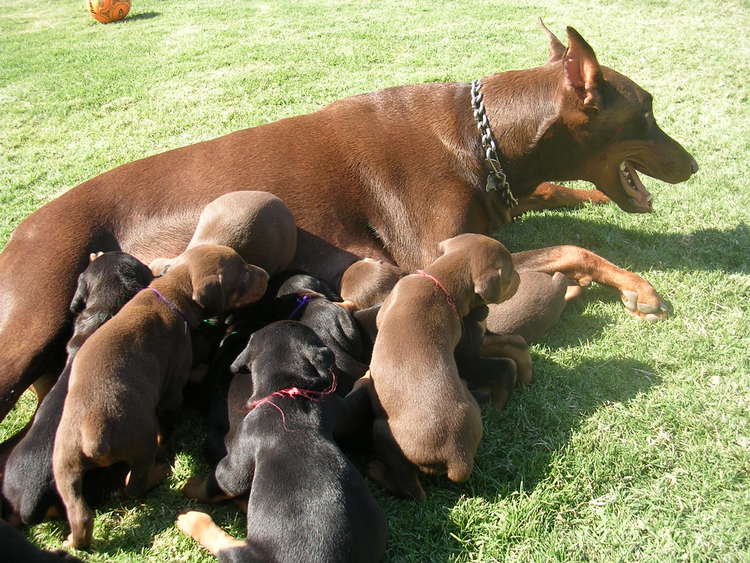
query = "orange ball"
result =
(88, 0, 131, 24)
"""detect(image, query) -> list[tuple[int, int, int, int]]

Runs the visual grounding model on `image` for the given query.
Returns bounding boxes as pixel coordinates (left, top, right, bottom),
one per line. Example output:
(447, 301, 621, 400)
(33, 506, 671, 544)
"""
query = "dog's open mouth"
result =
(618, 160, 652, 212)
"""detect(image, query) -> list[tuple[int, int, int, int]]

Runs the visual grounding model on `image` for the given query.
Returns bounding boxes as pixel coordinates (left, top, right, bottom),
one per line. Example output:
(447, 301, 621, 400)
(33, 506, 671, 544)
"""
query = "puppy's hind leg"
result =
(461, 356, 517, 410)
(176, 511, 245, 556)
(53, 452, 94, 549)
(124, 447, 170, 499)
(370, 419, 425, 500)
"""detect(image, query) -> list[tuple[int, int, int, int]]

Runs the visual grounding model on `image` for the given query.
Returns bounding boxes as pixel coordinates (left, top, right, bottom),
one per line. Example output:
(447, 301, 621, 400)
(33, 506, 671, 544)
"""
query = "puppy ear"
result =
(193, 274, 225, 314)
(302, 345, 336, 390)
(353, 304, 381, 344)
(70, 276, 88, 314)
(474, 270, 504, 304)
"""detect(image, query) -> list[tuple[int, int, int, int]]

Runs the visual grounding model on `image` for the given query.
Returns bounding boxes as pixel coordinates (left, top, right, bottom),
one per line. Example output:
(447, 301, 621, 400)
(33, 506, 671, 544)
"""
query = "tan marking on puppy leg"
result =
(181, 475, 232, 503)
(176, 511, 245, 555)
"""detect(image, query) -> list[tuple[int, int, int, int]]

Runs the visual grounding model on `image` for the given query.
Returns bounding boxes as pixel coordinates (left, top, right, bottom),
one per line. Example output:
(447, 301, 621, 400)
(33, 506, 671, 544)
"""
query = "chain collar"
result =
(470, 79, 518, 208)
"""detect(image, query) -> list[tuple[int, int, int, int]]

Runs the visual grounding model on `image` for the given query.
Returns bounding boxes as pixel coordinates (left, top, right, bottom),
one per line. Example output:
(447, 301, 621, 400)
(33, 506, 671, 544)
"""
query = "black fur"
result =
(204, 321, 386, 563)
(203, 274, 371, 462)
(0, 520, 86, 562)
(2, 252, 153, 524)
(455, 305, 517, 406)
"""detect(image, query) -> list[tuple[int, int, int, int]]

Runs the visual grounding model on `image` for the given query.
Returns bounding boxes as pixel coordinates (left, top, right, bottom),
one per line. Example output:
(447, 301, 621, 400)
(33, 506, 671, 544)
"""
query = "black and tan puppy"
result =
(3, 251, 153, 526)
(367, 233, 519, 499)
(53, 245, 269, 549)
(277, 275, 369, 393)
(178, 321, 386, 563)
(205, 273, 370, 463)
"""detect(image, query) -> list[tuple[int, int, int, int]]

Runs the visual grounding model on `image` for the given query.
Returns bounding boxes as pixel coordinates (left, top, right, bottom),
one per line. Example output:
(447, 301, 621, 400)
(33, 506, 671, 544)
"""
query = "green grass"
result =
(1, 0, 749, 561)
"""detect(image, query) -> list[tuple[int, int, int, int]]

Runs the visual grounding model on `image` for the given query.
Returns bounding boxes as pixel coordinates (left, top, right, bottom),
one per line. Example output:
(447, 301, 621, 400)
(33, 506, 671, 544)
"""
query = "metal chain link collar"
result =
(470, 79, 518, 208)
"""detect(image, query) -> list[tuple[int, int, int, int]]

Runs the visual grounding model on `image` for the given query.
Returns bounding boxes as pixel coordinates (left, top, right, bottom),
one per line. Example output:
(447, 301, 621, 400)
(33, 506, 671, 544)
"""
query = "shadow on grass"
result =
(379, 354, 658, 561)
(499, 215, 749, 275)
(116, 12, 160, 22)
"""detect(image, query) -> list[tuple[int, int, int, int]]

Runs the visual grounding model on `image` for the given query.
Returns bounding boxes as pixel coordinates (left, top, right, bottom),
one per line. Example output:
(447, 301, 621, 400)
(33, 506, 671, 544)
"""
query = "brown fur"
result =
(149, 191, 297, 277)
(487, 271, 571, 342)
(0, 25, 697, 421)
(52, 245, 268, 549)
(339, 258, 404, 309)
(367, 234, 519, 499)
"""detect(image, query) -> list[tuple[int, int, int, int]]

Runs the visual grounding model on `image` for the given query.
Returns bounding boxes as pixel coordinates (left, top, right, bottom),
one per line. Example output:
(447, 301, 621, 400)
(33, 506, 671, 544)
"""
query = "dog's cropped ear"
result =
(474, 270, 504, 304)
(193, 274, 225, 314)
(540, 19, 566, 63)
(563, 26, 602, 111)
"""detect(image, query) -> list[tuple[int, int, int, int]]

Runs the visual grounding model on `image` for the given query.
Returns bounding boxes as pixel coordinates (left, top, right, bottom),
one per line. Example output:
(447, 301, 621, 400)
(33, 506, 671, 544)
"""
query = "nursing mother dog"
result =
(0, 24, 697, 420)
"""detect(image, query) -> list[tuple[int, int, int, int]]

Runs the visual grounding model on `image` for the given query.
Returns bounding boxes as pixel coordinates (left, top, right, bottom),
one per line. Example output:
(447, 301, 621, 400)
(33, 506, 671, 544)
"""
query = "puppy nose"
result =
(689, 156, 699, 175)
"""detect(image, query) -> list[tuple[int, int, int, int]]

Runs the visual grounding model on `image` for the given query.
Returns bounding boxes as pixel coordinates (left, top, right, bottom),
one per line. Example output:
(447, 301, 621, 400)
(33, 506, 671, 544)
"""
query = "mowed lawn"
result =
(1, 0, 749, 561)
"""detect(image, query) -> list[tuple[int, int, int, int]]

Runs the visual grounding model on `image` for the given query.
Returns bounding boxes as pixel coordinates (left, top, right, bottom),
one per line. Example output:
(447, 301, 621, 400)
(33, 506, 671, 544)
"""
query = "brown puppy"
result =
(149, 191, 297, 277)
(486, 271, 581, 343)
(367, 234, 519, 499)
(52, 245, 269, 549)
(340, 260, 576, 344)
(339, 258, 404, 310)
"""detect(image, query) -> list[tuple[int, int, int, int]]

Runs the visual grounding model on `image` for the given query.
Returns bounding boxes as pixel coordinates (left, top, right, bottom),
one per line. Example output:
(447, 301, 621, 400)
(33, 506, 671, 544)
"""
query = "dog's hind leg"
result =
(369, 419, 425, 500)
(124, 451, 169, 499)
(53, 453, 94, 549)
(0, 217, 119, 422)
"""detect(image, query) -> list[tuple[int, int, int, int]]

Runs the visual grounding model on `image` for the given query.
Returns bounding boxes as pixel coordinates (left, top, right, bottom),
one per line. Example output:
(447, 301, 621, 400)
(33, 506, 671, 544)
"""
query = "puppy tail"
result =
(53, 443, 94, 549)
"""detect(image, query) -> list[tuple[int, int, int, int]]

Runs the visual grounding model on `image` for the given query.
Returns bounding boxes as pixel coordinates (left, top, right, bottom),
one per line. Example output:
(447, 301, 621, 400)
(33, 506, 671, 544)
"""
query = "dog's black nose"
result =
(689, 156, 699, 175)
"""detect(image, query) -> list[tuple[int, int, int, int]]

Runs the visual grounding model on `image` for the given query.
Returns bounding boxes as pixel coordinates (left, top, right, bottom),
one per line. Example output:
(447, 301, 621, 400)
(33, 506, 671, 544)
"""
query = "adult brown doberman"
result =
(0, 25, 697, 421)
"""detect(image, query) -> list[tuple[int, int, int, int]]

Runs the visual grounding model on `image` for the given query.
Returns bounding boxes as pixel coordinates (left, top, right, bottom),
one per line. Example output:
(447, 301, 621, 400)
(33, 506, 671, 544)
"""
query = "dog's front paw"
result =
(620, 289, 669, 321)
(176, 510, 213, 538)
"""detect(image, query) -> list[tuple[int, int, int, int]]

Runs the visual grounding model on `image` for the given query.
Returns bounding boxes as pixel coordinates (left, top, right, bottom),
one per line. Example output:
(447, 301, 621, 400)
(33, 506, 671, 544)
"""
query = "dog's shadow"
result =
(378, 354, 658, 561)
(501, 214, 749, 275)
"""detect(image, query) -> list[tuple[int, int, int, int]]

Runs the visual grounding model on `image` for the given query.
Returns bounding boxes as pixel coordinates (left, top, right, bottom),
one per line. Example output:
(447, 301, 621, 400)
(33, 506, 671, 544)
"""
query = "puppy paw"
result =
(181, 475, 209, 500)
(176, 510, 212, 538)
(620, 289, 669, 321)
(368, 461, 426, 500)
(63, 533, 90, 551)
